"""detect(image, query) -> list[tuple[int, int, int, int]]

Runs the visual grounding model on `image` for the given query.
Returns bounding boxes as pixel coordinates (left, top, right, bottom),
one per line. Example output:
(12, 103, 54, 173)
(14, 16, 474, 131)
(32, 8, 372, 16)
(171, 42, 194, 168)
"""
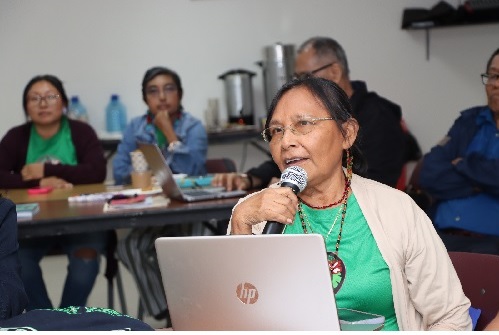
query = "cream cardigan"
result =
(227, 173, 472, 331)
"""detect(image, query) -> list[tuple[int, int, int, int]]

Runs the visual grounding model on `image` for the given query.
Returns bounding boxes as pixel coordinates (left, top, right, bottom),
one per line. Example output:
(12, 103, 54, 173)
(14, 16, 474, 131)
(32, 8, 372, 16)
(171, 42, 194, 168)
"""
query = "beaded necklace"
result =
(298, 202, 341, 238)
(298, 191, 349, 276)
(297, 149, 353, 284)
(298, 176, 350, 209)
(298, 168, 351, 246)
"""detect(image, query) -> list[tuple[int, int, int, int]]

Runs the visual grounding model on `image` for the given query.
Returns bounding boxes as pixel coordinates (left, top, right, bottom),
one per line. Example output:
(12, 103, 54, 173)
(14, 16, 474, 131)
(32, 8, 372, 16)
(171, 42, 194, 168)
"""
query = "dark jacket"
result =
(419, 106, 499, 234)
(0, 119, 106, 188)
(248, 80, 408, 188)
(0, 197, 28, 319)
(349, 81, 406, 187)
(419, 106, 499, 200)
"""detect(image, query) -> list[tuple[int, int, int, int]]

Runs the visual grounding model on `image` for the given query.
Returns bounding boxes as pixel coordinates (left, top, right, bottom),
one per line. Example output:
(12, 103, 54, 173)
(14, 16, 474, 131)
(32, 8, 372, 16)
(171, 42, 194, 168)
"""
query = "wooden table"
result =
(4, 184, 239, 239)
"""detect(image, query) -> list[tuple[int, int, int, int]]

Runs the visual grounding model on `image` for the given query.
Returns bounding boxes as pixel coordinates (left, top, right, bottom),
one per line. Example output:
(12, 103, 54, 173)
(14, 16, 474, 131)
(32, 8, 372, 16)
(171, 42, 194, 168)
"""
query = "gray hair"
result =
(298, 37, 350, 76)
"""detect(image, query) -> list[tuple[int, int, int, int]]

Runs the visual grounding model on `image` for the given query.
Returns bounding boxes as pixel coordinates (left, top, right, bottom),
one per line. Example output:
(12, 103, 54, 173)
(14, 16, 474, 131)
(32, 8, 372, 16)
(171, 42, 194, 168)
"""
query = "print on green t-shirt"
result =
(285, 194, 399, 330)
(26, 117, 77, 166)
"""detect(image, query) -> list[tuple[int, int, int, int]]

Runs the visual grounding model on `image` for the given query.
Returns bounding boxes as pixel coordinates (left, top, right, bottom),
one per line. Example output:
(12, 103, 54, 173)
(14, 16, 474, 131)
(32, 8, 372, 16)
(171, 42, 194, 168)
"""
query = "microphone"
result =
(262, 166, 308, 234)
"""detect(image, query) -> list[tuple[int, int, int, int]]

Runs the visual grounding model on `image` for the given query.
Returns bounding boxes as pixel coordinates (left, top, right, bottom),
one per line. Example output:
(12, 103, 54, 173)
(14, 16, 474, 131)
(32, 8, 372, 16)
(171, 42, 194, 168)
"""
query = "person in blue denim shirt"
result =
(115, 66, 207, 324)
(113, 66, 207, 185)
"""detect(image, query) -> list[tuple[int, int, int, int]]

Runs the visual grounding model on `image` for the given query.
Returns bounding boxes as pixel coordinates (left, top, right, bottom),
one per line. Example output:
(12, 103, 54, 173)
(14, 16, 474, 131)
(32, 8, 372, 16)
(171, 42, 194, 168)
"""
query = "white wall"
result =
(1, 0, 497, 165)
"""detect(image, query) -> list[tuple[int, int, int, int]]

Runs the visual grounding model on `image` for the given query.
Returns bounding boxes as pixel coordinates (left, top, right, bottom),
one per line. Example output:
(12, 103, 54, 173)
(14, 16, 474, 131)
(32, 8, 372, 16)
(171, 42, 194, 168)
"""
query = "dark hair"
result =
(22, 75, 69, 116)
(266, 76, 366, 175)
(486, 48, 499, 72)
(298, 36, 350, 77)
(141, 66, 183, 103)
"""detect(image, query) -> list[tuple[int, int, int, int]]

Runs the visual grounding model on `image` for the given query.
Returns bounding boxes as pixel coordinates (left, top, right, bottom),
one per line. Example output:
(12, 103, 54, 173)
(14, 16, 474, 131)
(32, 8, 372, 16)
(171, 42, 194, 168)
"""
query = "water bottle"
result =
(106, 94, 127, 133)
(67, 96, 89, 122)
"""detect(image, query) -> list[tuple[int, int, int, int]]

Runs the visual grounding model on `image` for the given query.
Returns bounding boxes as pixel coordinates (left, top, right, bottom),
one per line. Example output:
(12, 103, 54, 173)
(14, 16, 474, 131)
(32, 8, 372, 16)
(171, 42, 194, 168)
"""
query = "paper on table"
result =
(103, 195, 170, 212)
(68, 187, 162, 203)
(338, 308, 385, 331)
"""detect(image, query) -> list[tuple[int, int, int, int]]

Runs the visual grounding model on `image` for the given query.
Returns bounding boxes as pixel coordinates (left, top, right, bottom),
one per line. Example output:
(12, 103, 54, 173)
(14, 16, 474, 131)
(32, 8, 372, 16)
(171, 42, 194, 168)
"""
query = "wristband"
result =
(167, 140, 181, 152)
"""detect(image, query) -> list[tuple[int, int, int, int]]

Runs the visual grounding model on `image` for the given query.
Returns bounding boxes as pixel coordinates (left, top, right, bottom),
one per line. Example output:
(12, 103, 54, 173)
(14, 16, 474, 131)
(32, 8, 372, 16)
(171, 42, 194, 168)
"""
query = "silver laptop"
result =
(155, 234, 341, 331)
(138, 142, 246, 202)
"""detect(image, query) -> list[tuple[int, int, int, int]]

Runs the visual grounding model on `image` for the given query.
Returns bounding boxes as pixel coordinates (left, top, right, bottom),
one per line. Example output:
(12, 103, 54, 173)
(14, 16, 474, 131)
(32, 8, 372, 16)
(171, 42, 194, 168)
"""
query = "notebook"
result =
(16, 202, 40, 220)
(137, 142, 246, 202)
(155, 234, 342, 330)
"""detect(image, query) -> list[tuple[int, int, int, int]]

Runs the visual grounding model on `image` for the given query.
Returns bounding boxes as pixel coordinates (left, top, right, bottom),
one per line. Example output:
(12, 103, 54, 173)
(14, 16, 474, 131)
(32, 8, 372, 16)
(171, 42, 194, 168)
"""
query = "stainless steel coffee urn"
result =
(218, 69, 256, 125)
(257, 43, 296, 109)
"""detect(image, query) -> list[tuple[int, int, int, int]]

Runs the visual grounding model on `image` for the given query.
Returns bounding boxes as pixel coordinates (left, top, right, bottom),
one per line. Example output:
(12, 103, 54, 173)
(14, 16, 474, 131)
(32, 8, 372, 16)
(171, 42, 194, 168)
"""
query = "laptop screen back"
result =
(155, 234, 341, 330)
(138, 142, 246, 202)
(137, 142, 185, 201)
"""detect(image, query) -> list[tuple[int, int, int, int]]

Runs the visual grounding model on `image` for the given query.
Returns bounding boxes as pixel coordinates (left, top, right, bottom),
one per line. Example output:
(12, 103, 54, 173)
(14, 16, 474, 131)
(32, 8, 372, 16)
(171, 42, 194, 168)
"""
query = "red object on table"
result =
(27, 187, 53, 195)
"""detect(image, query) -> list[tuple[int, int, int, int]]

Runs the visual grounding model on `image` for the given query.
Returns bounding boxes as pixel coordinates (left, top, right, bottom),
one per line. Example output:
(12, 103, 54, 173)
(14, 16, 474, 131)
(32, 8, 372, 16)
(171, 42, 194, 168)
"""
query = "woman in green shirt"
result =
(0, 75, 107, 310)
(229, 77, 471, 330)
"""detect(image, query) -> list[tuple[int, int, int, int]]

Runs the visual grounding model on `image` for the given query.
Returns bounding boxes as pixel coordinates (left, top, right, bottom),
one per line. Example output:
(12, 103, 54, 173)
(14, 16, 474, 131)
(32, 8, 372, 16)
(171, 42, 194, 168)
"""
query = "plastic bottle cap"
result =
(111, 94, 119, 101)
(71, 96, 79, 103)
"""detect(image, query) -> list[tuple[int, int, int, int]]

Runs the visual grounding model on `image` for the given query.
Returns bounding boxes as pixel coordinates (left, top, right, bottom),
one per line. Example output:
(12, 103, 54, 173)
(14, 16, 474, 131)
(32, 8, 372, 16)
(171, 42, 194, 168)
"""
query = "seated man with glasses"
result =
(417, 48, 499, 254)
(213, 36, 419, 192)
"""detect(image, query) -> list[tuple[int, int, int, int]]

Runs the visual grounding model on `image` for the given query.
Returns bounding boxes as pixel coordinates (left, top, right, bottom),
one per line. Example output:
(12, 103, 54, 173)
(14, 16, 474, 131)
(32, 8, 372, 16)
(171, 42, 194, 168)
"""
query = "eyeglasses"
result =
(481, 73, 499, 85)
(27, 94, 60, 105)
(293, 62, 335, 80)
(262, 117, 334, 142)
(146, 84, 178, 98)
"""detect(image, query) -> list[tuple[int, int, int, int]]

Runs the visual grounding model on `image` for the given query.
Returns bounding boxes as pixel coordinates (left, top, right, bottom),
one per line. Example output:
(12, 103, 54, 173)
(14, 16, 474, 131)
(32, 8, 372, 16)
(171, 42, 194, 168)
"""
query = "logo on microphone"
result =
(280, 166, 307, 192)
(236, 282, 259, 304)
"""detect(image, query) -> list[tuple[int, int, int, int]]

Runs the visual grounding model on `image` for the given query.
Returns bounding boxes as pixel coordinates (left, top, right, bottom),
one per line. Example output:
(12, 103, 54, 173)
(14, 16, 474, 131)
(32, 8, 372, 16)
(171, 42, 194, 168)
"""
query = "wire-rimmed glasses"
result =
(481, 73, 499, 85)
(27, 94, 60, 105)
(145, 84, 178, 98)
(261, 117, 334, 142)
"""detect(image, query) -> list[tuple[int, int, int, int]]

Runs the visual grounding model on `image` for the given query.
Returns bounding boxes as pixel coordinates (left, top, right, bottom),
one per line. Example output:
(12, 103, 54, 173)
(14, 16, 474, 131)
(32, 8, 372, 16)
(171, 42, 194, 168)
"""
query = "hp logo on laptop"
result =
(236, 282, 259, 304)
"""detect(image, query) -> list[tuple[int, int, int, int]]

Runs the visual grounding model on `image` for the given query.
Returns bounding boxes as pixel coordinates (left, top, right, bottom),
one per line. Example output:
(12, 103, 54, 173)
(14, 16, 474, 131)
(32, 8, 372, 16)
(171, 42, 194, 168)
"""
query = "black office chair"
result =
(105, 230, 127, 314)
(404, 157, 433, 213)
(206, 158, 237, 175)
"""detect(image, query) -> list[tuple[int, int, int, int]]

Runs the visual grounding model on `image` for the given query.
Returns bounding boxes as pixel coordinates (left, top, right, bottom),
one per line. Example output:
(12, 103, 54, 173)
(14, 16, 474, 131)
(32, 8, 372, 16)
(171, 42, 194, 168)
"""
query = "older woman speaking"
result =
(228, 77, 471, 330)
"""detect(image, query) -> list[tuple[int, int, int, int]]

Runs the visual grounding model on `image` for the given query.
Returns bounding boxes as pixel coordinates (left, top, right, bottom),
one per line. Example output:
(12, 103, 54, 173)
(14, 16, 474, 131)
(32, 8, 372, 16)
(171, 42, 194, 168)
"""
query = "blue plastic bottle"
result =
(106, 94, 127, 133)
(67, 96, 89, 122)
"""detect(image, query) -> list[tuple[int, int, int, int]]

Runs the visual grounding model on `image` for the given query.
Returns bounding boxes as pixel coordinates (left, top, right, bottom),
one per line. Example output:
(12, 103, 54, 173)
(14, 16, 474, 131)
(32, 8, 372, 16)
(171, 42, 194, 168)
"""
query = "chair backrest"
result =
(206, 158, 237, 174)
(405, 157, 433, 213)
(448, 251, 499, 330)
(408, 157, 423, 190)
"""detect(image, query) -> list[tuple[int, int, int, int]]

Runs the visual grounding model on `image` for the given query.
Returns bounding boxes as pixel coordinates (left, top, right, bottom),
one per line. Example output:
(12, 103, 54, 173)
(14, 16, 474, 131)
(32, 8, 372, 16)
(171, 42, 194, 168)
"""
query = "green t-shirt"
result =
(284, 194, 399, 330)
(26, 117, 77, 166)
(147, 111, 174, 149)
(154, 126, 167, 149)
